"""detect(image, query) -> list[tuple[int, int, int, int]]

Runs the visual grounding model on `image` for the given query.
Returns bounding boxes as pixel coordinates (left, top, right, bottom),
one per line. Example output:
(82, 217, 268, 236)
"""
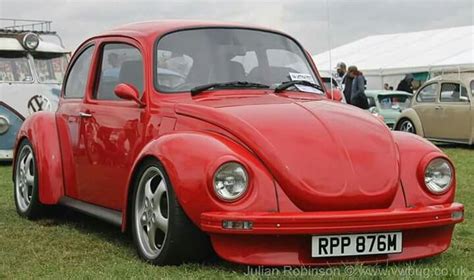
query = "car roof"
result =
(424, 73, 474, 86)
(98, 20, 287, 41)
(365, 90, 413, 97)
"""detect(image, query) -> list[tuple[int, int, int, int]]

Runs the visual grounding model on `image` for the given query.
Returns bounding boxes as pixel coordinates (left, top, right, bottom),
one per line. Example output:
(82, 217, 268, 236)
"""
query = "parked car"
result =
(366, 90, 412, 129)
(13, 21, 463, 266)
(0, 19, 69, 161)
(395, 76, 473, 145)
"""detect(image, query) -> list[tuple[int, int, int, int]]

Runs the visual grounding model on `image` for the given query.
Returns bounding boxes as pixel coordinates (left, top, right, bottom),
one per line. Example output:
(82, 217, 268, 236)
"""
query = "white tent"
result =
(313, 25, 474, 90)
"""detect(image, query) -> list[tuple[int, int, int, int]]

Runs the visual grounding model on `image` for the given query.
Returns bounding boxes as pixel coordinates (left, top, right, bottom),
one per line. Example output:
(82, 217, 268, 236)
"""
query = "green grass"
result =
(0, 147, 473, 279)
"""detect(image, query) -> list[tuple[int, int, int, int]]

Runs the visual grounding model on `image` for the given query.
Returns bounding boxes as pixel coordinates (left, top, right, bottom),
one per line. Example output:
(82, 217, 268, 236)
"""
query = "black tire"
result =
(13, 139, 44, 219)
(130, 158, 211, 265)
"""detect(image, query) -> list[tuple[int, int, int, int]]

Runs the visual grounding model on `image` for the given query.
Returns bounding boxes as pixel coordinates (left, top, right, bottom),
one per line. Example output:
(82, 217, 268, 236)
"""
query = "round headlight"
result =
(424, 158, 453, 194)
(22, 33, 39, 50)
(213, 162, 249, 201)
(0, 115, 10, 135)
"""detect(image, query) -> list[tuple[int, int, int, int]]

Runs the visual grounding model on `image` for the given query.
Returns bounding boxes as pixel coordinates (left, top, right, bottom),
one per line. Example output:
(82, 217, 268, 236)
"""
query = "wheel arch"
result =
(120, 131, 278, 232)
(395, 109, 424, 137)
(13, 112, 64, 205)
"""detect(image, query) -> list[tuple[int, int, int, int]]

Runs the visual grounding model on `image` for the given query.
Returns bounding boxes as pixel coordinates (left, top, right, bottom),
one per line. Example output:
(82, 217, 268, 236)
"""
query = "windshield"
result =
(32, 52, 68, 84)
(155, 28, 320, 93)
(378, 95, 412, 110)
(0, 52, 33, 82)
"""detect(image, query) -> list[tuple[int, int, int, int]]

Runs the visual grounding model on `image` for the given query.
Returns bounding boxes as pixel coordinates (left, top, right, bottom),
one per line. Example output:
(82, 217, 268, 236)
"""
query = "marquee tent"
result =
(313, 25, 474, 90)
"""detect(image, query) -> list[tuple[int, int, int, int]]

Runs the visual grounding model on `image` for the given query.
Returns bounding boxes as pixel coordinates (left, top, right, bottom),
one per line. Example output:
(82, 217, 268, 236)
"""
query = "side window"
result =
(471, 80, 474, 97)
(64, 46, 95, 99)
(440, 83, 469, 103)
(416, 83, 437, 103)
(95, 43, 143, 100)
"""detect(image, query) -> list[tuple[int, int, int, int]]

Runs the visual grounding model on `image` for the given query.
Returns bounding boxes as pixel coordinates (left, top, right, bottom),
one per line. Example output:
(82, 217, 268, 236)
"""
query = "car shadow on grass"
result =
(30, 206, 444, 274)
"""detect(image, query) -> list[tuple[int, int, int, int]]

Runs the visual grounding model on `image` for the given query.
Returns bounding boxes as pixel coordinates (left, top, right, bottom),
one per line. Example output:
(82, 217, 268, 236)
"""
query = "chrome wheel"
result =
(134, 166, 169, 259)
(15, 145, 35, 212)
(399, 120, 415, 133)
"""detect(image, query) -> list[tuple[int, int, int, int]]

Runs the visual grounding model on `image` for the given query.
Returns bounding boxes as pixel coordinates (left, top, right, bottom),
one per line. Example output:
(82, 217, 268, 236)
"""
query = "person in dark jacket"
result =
(342, 73, 353, 104)
(348, 66, 369, 109)
(396, 74, 414, 93)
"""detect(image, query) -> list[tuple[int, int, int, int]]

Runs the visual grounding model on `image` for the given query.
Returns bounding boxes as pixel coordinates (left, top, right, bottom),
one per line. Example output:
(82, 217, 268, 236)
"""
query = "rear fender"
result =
(121, 131, 278, 231)
(13, 112, 64, 204)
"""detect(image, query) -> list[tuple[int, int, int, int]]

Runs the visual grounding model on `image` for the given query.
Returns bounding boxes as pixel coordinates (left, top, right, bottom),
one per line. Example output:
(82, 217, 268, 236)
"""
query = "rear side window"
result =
(64, 46, 95, 99)
(416, 83, 437, 103)
(95, 43, 143, 100)
(440, 83, 469, 103)
(470, 80, 474, 97)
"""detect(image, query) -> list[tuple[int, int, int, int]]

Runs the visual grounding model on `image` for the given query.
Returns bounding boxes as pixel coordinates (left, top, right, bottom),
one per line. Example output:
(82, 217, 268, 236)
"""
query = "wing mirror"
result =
(114, 83, 145, 107)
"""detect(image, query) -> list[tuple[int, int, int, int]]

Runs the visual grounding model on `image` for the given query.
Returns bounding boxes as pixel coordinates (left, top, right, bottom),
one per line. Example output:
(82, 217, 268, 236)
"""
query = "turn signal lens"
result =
(213, 162, 248, 202)
(222, 220, 253, 230)
(424, 158, 453, 194)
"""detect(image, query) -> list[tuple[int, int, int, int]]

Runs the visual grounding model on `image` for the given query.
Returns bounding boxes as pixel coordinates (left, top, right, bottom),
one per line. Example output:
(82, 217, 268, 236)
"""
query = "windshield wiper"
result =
(274, 80, 323, 93)
(190, 81, 270, 96)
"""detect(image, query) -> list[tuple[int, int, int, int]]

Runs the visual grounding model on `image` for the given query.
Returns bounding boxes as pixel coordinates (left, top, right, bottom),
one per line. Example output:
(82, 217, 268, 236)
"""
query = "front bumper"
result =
(201, 203, 464, 265)
(0, 149, 13, 161)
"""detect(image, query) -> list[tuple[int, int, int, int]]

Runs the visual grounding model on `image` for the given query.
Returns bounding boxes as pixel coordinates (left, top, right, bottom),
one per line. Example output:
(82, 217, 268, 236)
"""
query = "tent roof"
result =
(313, 25, 474, 75)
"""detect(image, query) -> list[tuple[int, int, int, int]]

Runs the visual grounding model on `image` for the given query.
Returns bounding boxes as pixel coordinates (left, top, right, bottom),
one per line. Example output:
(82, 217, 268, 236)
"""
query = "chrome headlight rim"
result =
(0, 115, 10, 135)
(424, 157, 454, 195)
(213, 161, 249, 202)
(22, 32, 39, 50)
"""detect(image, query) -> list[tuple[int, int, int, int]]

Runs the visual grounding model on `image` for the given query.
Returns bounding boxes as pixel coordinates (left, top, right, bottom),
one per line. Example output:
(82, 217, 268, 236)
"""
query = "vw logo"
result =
(27, 95, 52, 115)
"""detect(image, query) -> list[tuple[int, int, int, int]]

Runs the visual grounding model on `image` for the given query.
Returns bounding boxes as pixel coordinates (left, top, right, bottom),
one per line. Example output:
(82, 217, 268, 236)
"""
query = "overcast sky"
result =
(1, 0, 473, 54)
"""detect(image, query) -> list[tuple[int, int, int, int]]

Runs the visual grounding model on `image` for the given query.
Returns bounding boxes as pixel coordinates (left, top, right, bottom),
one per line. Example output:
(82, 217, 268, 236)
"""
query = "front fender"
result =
(13, 112, 64, 204)
(392, 131, 456, 207)
(122, 131, 278, 231)
(395, 108, 424, 137)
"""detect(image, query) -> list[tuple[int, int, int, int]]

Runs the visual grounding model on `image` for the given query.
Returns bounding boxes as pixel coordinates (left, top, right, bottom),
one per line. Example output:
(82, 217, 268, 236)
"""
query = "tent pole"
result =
(326, 0, 334, 100)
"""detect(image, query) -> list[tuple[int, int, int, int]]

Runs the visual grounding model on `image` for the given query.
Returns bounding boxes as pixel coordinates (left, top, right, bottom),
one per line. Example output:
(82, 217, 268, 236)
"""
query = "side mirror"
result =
(326, 89, 343, 102)
(114, 83, 145, 107)
(368, 107, 378, 114)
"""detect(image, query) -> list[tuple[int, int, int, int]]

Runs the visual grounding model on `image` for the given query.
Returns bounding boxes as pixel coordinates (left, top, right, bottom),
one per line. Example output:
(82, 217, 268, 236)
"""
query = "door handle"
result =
(79, 112, 92, 118)
(435, 106, 442, 110)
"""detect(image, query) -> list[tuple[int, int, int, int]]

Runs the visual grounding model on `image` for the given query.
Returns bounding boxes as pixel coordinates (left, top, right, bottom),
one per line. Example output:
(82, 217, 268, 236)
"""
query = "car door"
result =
(412, 82, 439, 138)
(56, 44, 96, 200)
(431, 81, 471, 141)
(74, 39, 148, 210)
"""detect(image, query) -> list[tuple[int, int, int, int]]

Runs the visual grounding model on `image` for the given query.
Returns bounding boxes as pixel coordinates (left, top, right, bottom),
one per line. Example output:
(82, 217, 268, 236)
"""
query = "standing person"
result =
(348, 66, 369, 109)
(396, 74, 414, 93)
(334, 62, 346, 86)
(342, 71, 353, 104)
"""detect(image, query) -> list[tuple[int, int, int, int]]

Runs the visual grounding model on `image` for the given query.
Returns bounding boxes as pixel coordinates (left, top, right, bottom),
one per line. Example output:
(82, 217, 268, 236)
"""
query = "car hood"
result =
(176, 94, 400, 211)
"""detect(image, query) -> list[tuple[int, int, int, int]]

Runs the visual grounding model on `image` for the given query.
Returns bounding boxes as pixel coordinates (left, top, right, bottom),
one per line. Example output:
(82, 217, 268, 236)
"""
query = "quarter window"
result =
(95, 43, 144, 100)
(440, 83, 469, 103)
(416, 83, 437, 103)
(64, 46, 95, 99)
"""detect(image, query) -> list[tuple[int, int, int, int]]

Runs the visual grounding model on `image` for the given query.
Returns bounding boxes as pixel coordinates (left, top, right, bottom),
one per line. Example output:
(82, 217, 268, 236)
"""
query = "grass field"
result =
(0, 148, 473, 279)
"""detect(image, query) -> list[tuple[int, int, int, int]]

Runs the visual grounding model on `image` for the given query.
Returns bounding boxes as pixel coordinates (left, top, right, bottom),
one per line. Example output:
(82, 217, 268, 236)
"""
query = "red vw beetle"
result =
(13, 21, 463, 266)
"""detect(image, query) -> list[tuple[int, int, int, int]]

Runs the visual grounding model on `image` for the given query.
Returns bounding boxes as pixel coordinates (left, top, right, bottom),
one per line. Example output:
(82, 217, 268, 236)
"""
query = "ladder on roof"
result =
(0, 18, 64, 47)
(0, 18, 55, 34)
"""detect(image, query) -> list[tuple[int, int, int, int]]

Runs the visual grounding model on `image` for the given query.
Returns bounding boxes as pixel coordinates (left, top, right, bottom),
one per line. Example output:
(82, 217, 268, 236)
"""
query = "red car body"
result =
(13, 21, 463, 266)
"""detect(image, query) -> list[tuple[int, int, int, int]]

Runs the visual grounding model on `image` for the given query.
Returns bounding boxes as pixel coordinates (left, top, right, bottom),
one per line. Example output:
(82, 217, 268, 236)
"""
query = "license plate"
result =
(312, 232, 402, 257)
